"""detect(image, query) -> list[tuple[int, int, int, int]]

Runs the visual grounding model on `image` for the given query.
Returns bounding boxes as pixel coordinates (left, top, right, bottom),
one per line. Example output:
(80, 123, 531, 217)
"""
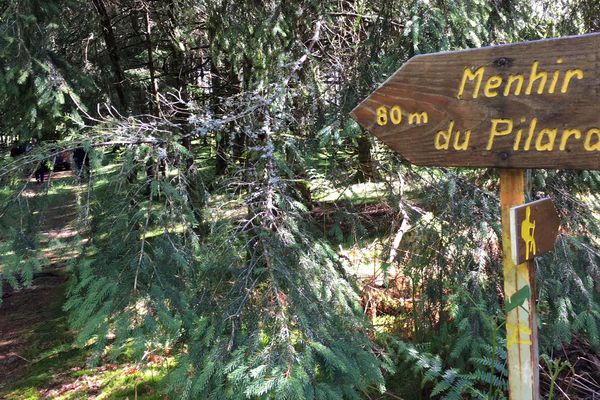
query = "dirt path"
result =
(0, 171, 80, 387)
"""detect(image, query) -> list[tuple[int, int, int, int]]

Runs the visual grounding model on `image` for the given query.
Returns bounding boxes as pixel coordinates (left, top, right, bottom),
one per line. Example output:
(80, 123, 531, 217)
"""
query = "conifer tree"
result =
(1, 1, 599, 398)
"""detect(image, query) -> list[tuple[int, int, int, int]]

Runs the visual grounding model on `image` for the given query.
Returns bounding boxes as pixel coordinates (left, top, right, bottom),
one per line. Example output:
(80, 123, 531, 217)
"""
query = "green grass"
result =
(1, 150, 403, 399)
(0, 170, 172, 399)
(1, 282, 171, 400)
(313, 181, 398, 204)
(0, 281, 83, 398)
(3, 359, 169, 400)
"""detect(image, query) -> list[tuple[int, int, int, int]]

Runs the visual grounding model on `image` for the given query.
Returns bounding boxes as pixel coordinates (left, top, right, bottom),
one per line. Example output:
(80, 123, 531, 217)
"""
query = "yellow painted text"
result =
(457, 60, 584, 99)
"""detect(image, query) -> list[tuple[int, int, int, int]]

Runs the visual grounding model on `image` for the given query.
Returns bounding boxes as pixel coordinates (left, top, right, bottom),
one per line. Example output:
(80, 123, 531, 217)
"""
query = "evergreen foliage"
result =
(0, 0, 599, 398)
(0, 0, 87, 142)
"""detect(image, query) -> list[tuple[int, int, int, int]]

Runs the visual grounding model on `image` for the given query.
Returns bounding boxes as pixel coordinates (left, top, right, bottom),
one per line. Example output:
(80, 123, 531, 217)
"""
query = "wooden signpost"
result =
(352, 33, 600, 170)
(510, 198, 560, 265)
(351, 33, 600, 399)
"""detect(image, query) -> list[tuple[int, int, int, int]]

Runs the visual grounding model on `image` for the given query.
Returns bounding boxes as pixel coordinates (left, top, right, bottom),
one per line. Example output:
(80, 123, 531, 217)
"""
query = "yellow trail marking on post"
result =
(504, 262, 530, 283)
(500, 169, 539, 400)
(506, 322, 533, 348)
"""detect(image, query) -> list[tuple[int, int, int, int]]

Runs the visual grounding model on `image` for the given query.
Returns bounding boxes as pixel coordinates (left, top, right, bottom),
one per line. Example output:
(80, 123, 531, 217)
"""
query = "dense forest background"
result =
(1, 0, 599, 399)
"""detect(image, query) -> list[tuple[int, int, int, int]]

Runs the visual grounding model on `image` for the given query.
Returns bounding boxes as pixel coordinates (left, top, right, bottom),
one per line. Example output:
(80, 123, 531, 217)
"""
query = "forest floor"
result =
(0, 171, 75, 385)
(0, 171, 165, 400)
(2, 169, 600, 399)
(0, 168, 401, 399)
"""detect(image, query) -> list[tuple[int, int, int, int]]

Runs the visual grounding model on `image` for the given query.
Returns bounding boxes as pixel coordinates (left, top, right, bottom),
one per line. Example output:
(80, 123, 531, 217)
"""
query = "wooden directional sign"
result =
(510, 198, 560, 264)
(351, 33, 600, 170)
(352, 34, 600, 400)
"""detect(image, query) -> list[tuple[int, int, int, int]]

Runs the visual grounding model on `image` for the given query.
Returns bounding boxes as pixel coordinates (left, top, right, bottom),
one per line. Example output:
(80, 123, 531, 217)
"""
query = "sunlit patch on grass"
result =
(205, 193, 248, 223)
(94, 164, 121, 175)
(338, 238, 388, 281)
(141, 224, 186, 239)
(314, 181, 399, 204)
(3, 361, 171, 400)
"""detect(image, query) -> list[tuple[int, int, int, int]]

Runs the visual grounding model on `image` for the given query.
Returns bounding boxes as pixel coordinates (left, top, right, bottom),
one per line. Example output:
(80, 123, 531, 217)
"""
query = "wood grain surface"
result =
(500, 170, 539, 400)
(352, 33, 600, 170)
(510, 198, 560, 264)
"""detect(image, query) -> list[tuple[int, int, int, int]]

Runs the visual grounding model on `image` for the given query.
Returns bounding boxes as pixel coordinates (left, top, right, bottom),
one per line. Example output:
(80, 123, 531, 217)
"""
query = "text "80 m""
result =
(376, 105, 429, 127)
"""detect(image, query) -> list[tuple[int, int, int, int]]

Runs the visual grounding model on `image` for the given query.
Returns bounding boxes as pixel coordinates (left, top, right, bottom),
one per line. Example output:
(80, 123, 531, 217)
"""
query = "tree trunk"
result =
(143, 1, 160, 116)
(211, 60, 234, 176)
(215, 128, 229, 176)
(355, 131, 375, 182)
(91, 0, 128, 111)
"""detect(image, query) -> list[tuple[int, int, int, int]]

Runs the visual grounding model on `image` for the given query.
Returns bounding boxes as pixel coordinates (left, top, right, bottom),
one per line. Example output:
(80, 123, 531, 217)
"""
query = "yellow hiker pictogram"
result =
(521, 206, 536, 259)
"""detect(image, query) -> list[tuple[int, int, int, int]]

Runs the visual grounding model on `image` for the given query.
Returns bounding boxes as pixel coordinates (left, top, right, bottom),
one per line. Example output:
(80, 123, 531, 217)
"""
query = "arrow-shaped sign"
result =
(352, 33, 600, 170)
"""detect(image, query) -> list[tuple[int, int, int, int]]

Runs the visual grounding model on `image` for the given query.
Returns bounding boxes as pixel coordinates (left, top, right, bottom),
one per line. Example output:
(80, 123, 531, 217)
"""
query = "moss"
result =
(97, 367, 168, 400)
(1, 283, 171, 399)
(2, 387, 40, 400)
(3, 344, 170, 399)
